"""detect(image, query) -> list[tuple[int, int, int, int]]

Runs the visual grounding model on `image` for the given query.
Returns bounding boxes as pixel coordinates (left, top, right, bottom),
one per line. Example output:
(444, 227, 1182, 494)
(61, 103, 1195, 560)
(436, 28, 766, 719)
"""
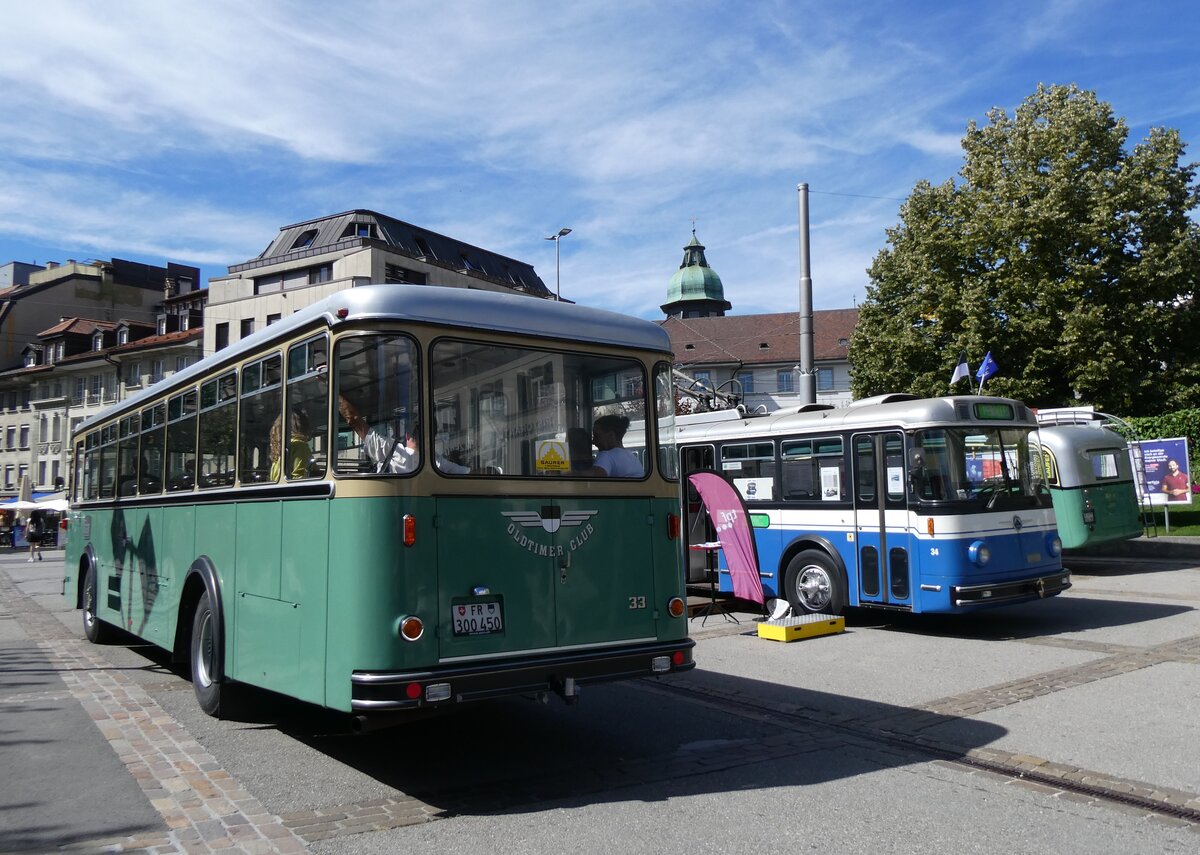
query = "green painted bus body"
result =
(65, 493, 685, 713)
(1049, 483, 1143, 550)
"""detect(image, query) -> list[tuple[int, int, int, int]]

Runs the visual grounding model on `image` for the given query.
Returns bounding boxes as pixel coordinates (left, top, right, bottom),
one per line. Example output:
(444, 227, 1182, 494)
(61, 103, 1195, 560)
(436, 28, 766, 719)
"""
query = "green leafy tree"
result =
(851, 84, 1200, 414)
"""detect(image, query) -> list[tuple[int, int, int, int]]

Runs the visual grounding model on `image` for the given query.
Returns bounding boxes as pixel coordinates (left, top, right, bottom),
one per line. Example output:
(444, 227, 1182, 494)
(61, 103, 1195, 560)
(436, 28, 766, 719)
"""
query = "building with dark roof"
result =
(657, 229, 857, 411)
(663, 310, 857, 411)
(204, 210, 551, 356)
(0, 257, 205, 497)
(0, 258, 198, 372)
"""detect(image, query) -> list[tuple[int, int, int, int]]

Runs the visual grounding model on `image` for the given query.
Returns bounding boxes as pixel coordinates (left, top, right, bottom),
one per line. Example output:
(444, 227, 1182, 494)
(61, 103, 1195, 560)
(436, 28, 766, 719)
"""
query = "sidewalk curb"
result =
(1069, 536, 1200, 562)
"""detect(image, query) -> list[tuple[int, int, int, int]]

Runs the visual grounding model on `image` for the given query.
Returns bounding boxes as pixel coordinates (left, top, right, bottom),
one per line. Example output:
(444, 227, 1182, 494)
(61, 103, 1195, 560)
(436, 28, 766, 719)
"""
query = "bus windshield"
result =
(910, 427, 1051, 510)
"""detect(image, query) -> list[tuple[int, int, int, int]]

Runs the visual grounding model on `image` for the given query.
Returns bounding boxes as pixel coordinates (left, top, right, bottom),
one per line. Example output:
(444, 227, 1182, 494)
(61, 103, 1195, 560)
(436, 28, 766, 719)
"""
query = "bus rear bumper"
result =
(951, 570, 1071, 607)
(350, 638, 697, 711)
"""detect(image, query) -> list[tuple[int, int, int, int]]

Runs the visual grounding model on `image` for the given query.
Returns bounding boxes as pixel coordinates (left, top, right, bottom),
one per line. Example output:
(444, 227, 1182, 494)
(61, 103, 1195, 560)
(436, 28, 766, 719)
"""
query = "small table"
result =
(689, 542, 739, 626)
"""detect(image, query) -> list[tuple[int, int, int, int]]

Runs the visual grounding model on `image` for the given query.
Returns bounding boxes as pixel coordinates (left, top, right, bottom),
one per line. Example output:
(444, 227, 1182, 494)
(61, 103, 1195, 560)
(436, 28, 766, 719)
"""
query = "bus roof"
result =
(1032, 423, 1129, 456)
(675, 395, 1036, 444)
(78, 284, 672, 434)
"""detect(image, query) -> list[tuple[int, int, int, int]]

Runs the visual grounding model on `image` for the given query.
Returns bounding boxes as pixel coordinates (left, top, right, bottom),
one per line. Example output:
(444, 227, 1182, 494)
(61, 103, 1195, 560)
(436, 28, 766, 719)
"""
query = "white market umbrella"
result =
(37, 499, 70, 512)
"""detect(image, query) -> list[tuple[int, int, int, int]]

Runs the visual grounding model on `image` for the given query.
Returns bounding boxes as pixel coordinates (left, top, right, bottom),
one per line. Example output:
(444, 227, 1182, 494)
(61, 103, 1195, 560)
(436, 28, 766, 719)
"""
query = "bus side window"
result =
(166, 391, 198, 491)
(239, 355, 282, 484)
(855, 437, 876, 503)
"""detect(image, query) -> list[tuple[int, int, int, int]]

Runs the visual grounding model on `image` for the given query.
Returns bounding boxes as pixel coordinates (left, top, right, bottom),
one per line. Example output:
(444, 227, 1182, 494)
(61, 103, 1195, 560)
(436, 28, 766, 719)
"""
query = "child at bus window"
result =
(590, 415, 642, 478)
(269, 411, 312, 481)
(338, 395, 418, 474)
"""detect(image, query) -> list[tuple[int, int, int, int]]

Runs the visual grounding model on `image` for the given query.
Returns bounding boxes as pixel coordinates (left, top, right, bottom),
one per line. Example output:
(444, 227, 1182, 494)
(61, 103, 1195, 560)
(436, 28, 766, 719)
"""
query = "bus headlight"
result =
(968, 540, 991, 566)
(1047, 535, 1063, 557)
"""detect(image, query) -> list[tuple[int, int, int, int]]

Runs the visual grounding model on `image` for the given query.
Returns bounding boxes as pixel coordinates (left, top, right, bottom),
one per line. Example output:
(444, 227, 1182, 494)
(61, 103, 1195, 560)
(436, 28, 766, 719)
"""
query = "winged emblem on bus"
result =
(502, 509, 598, 534)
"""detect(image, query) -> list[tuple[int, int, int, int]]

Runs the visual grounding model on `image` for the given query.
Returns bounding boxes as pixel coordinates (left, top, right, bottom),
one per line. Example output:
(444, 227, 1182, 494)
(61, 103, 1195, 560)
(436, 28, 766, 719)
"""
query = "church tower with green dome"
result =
(661, 230, 732, 318)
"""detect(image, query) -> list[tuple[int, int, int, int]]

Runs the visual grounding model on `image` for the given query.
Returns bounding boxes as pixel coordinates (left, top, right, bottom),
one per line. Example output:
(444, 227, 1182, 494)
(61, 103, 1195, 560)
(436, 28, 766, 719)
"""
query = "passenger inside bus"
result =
(338, 395, 418, 474)
(590, 414, 642, 477)
(908, 447, 947, 501)
(269, 411, 312, 481)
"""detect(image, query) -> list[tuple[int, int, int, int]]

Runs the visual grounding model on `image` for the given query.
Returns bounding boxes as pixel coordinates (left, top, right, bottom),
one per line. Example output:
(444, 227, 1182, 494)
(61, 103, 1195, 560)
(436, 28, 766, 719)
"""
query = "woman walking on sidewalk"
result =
(26, 511, 43, 562)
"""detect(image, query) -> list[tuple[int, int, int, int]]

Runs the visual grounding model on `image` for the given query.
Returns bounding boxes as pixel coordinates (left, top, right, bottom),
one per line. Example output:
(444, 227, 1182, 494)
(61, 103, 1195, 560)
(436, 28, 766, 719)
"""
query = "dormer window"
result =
(92, 333, 104, 351)
(460, 254, 478, 271)
(55, 343, 64, 361)
(342, 222, 374, 239)
(292, 229, 318, 249)
(158, 318, 167, 335)
(414, 236, 434, 260)
(24, 352, 37, 368)
(118, 329, 129, 345)
(758, 342, 769, 349)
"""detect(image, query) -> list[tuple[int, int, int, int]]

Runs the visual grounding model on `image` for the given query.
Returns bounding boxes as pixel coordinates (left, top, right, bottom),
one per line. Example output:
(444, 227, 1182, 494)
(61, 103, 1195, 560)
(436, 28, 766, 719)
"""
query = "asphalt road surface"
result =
(2, 548, 1199, 854)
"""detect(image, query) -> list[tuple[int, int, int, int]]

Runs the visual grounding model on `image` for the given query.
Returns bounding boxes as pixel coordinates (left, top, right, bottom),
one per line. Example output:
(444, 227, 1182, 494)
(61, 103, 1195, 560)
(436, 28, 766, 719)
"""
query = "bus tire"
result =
(82, 563, 114, 644)
(784, 550, 846, 615)
(190, 590, 223, 716)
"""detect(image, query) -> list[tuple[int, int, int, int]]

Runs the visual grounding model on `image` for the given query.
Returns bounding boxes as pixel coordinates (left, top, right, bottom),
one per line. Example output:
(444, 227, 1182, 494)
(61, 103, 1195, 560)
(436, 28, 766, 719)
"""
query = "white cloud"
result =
(0, 0, 1195, 321)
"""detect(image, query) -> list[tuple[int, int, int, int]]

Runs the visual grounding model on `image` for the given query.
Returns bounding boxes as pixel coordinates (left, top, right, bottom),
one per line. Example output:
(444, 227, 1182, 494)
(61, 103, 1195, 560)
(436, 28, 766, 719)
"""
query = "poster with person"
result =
(1134, 437, 1192, 505)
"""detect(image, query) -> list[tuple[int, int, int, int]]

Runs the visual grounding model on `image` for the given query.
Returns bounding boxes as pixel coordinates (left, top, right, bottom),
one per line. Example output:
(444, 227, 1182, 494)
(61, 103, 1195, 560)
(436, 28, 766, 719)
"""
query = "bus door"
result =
(553, 495, 659, 647)
(680, 445, 716, 584)
(435, 495, 658, 660)
(852, 432, 913, 607)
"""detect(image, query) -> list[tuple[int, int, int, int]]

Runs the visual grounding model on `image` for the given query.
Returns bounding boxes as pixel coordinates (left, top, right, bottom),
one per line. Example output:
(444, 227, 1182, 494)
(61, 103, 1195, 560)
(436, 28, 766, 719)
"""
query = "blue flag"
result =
(976, 351, 998, 383)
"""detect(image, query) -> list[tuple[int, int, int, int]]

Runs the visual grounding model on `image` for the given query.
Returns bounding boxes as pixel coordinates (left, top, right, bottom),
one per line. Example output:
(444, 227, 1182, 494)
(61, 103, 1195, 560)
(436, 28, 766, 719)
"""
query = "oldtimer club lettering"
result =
(501, 509, 598, 555)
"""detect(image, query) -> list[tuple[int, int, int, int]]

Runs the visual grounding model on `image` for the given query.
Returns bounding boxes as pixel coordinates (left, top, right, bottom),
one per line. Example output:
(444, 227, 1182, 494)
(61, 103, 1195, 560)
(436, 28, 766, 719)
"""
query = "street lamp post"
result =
(544, 227, 572, 300)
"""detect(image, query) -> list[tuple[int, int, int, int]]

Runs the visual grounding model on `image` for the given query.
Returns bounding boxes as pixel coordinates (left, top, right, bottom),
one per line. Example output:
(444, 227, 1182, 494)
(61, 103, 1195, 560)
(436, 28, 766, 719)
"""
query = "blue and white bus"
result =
(676, 394, 1069, 614)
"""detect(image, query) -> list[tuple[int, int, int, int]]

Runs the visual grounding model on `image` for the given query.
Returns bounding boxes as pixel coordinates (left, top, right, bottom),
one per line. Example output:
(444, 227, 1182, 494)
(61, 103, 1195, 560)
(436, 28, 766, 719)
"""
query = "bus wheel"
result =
(82, 564, 113, 644)
(190, 591, 222, 716)
(784, 550, 846, 615)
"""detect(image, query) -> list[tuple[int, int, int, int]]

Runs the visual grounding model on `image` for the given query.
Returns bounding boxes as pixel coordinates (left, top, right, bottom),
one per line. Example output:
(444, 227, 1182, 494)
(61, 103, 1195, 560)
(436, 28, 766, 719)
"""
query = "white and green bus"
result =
(64, 285, 694, 726)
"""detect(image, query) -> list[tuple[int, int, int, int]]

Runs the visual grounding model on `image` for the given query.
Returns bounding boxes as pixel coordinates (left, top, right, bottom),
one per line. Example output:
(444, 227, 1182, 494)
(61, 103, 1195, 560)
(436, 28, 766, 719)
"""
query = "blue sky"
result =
(1, 0, 1197, 319)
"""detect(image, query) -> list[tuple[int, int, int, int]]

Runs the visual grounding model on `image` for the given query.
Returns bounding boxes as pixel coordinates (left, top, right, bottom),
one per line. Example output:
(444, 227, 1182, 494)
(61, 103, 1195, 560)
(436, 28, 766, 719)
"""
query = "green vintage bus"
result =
(1032, 423, 1144, 550)
(64, 285, 694, 725)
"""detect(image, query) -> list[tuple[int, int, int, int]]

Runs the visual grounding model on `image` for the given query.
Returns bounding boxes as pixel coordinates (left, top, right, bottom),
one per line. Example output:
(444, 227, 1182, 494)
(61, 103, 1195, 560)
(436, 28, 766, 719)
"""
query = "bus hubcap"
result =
(195, 613, 214, 687)
(798, 567, 831, 610)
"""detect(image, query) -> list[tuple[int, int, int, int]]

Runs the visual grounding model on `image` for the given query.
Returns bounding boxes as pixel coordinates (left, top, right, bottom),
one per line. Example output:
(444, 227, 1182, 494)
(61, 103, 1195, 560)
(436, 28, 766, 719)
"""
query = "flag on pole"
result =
(950, 352, 970, 387)
(976, 351, 999, 391)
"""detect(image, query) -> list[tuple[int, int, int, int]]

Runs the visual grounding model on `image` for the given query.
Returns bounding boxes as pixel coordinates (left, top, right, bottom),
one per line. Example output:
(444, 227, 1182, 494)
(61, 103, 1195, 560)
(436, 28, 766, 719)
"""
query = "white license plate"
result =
(452, 601, 503, 636)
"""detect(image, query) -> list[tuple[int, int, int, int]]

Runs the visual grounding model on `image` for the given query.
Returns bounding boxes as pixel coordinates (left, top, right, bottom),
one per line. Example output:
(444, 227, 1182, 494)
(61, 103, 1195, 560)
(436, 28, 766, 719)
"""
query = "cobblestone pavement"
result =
(5, 556, 1200, 852)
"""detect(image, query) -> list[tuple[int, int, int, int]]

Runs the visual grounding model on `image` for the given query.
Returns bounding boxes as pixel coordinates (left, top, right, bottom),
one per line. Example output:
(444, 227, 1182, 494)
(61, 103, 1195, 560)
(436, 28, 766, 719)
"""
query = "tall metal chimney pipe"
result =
(797, 183, 816, 404)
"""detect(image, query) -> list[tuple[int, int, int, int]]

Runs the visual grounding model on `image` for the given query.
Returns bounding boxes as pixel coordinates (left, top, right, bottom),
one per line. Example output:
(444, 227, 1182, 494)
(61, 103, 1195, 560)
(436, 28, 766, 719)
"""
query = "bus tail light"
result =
(403, 514, 416, 547)
(399, 616, 424, 641)
(671, 650, 686, 667)
(666, 513, 680, 540)
(667, 597, 685, 618)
